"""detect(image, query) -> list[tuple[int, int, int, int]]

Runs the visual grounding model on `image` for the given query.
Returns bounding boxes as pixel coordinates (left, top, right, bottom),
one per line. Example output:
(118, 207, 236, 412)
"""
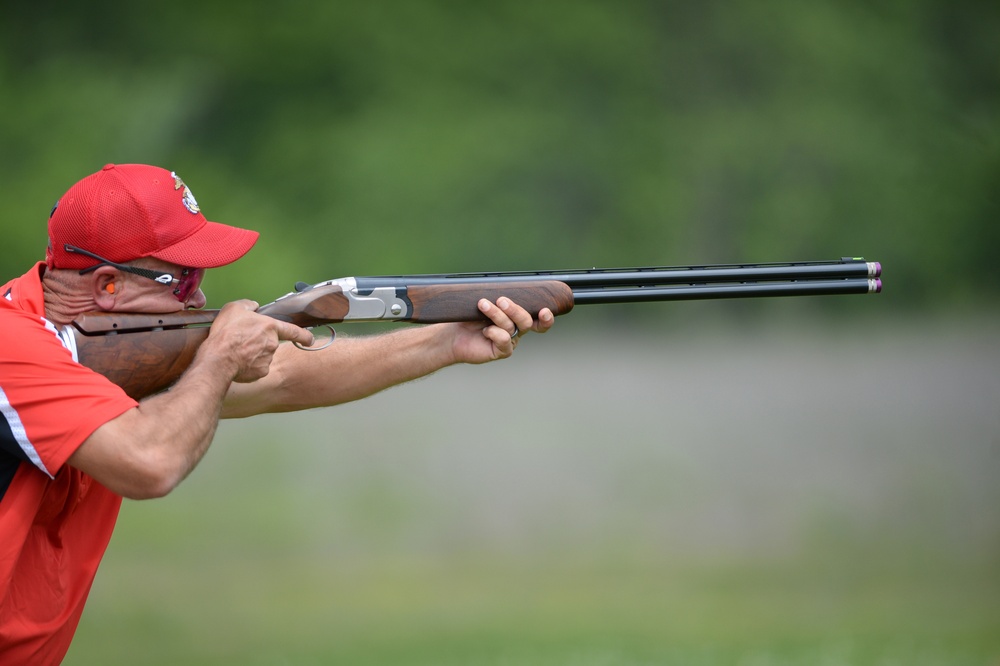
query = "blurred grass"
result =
(70, 553, 998, 665)
(66, 315, 1000, 665)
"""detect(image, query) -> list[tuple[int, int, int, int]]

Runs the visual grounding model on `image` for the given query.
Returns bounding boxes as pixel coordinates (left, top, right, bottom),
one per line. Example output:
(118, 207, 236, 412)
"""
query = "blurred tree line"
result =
(1, 0, 997, 314)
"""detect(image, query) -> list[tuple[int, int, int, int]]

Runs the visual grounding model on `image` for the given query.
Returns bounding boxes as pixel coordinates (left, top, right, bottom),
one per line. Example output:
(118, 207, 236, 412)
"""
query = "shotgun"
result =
(63, 257, 882, 400)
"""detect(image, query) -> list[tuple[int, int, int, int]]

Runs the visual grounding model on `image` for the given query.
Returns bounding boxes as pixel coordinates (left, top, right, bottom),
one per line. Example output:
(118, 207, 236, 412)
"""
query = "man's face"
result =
(116, 257, 208, 311)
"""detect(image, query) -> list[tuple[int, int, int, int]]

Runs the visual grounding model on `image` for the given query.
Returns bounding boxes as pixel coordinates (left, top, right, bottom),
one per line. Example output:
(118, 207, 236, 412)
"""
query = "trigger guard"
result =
(293, 325, 336, 351)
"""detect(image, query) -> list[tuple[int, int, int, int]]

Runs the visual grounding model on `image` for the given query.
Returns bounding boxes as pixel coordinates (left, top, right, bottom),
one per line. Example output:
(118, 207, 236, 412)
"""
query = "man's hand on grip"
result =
(205, 300, 315, 383)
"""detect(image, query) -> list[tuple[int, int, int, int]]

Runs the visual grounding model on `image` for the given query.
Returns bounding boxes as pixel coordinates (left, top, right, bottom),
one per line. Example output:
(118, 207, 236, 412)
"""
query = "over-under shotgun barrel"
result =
(337, 257, 882, 313)
(353, 258, 881, 289)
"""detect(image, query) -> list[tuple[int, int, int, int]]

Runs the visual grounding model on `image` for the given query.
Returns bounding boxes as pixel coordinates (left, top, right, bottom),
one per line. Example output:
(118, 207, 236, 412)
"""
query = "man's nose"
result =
(185, 288, 207, 309)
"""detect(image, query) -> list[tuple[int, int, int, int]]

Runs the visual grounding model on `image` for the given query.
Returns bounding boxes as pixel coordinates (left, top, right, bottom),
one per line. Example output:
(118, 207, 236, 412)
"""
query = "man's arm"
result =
(221, 297, 554, 418)
(67, 297, 550, 498)
(67, 301, 313, 499)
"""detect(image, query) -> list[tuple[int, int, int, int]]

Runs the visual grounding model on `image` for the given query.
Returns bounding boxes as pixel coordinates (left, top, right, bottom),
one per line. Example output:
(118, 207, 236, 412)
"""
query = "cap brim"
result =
(152, 220, 260, 268)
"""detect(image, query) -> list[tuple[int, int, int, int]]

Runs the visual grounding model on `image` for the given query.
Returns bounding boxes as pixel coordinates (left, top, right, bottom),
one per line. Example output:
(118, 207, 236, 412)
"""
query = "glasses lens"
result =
(173, 268, 205, 302)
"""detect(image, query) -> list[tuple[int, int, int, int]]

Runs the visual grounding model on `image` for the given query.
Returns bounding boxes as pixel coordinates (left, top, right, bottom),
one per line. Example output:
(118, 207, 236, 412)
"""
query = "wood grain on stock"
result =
(72, 310, 220, 400)
(74, 325, 212, 401)
(256, 284, 350, 326)
(72, 310, 220, 333)
(407, 280, 575, 323)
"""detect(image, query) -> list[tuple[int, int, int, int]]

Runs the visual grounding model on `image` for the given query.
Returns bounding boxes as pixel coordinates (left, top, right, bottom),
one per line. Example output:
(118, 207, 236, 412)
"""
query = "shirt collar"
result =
(3, 262, 48, 316)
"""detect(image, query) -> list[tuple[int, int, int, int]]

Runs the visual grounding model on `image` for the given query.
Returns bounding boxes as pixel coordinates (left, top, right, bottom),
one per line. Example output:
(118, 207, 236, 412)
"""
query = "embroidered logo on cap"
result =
(171, 171, 201, 214)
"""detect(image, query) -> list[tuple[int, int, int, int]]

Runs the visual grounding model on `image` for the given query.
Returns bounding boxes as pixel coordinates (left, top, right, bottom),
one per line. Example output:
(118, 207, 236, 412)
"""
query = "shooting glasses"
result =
(64, 244, 205, 303)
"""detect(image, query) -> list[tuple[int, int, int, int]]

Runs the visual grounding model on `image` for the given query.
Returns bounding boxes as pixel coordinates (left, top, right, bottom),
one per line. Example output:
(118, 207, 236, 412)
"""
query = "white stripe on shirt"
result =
(0, 386, 54, 478)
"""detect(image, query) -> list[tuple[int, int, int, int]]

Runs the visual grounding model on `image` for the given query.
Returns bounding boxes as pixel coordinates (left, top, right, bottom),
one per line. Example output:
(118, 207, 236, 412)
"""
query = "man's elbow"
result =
(107, 449, 189, 500)
(70, 408, 208, 500)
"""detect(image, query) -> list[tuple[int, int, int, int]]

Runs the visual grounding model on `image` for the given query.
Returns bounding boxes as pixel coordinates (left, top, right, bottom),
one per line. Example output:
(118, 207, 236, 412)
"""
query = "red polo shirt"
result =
(0, 263, 137, 663)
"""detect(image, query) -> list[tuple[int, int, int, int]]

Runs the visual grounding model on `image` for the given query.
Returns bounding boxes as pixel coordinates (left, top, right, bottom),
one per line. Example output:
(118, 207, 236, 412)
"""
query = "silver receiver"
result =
(297, 277, 411, 321)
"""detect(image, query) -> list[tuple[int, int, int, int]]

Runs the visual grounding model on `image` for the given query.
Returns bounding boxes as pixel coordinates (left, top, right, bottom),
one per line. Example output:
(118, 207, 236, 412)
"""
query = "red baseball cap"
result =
(46, 163, 259, 270)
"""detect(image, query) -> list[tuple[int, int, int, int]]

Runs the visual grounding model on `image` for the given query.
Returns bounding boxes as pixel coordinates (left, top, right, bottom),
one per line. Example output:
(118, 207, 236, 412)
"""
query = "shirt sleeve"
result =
(0, 307, 137, 477)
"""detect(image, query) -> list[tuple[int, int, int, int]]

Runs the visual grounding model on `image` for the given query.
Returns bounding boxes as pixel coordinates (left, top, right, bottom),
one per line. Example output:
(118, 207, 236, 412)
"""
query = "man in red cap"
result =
(0, 163, 553, 663)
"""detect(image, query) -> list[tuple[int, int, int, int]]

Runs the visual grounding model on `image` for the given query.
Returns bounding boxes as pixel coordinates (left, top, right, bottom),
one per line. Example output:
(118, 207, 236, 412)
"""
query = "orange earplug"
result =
(106, 283, 115, 294)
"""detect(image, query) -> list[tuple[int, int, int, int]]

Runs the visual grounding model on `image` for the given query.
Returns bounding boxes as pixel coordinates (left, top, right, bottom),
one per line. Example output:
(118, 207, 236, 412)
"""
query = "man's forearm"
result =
(220, 325, 456, 418)
(69, 301, 314, 498)
(69, 343, 238, 499)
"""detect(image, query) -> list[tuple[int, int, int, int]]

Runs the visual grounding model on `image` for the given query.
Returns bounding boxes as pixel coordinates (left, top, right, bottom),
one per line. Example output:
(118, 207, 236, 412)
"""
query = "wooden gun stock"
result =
(71, 311, 218, 400)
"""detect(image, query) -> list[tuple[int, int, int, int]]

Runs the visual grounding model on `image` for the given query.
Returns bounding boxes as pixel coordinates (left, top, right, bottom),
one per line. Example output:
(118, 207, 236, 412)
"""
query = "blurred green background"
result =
(3, 0, 997, 308)
(2, 1, 998, 664)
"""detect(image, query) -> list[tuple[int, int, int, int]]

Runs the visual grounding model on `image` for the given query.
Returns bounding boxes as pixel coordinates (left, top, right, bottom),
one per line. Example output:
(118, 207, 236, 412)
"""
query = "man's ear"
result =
(92, 266, 119, 310)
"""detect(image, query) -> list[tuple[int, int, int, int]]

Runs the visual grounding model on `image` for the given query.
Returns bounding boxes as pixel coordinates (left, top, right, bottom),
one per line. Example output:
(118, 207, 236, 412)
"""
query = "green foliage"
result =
(2, 0, 997, 309)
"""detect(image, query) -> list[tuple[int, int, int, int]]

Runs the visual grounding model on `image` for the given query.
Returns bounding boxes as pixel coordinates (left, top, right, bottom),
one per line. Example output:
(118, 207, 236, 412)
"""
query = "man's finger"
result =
(481, 324, 515, 358)
(479, 298, 515, 329)
(497, 297, 538, 335)
(276, 320, 314, 347)
(535, 307, 554, 333)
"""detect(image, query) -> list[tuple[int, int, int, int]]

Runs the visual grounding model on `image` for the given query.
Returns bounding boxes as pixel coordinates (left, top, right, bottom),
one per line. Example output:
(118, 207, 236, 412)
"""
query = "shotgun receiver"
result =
(64, 258, 882, 400)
